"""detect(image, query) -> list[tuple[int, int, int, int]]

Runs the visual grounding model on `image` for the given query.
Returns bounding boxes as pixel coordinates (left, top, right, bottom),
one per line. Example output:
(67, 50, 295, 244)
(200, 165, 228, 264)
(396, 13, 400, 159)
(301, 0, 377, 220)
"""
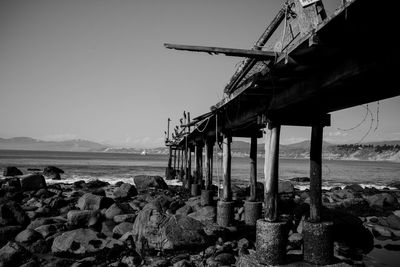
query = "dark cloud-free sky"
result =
(1, 0, 399, 147)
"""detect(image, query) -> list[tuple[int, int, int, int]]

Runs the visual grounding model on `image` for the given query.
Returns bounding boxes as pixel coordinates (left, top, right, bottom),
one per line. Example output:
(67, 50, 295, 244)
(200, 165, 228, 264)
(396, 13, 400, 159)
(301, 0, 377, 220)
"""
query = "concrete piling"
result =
(244, 201, 262, 226)
(303, 220, 334, 265)
(201, 189, 213, 206)
(256, 219, 288, 265)
(217, 201, 233, 227)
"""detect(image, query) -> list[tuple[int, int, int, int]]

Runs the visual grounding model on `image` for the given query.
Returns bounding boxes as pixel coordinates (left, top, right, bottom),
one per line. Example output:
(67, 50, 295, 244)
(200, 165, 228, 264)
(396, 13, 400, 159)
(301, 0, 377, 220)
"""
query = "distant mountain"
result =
(0, 137, 108, 152)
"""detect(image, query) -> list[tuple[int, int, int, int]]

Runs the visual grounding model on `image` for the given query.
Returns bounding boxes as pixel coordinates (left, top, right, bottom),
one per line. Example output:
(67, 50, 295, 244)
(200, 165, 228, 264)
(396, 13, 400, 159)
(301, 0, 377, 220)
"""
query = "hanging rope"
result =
(374, 101, 380, 132)
(337, 105, 369, 131)
(194, 116, 211, 133)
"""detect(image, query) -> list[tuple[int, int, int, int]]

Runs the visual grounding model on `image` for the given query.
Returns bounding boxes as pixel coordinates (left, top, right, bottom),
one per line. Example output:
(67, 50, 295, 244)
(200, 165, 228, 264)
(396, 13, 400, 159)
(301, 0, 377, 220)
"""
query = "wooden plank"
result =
(224, 7, 286, 94)
(195, 143, 203, 185)
(310, 124, 323, 222)
(222, 133, 232, 201)
(249, 135, 258, 202)
(164, 43, 278, 60)
(264, 123, 280, 222)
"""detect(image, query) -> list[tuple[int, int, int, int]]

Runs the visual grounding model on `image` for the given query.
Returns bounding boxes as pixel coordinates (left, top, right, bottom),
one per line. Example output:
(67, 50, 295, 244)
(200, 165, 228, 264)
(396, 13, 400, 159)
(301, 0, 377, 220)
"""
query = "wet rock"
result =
(121, 255, 142, 267)
(290, 177, 310, 183)
(214, 252, 236, 265)
(344, 183, 364, 192)
(187, 206, 216, 224)
(132, 202, 206, 251)
(74, 180, 86, 189)
(20, 174, 46, 191)
(91, 188, 106, 197)
(112, 222, 133, 237)
(101, 220, 116, 238)
(113, 213, 136, 223)
(105, 203, 134, 220)
(365, 193, 397, 209)
(173, 259, 194, 267)
(387, 214, 400, 230)
(175, 205, 192, 216)
(384, 244, 400, 251)
(288, 232, 303, 249)
(279, 180, 294, 194)
(67, 210, 101, 227)
(1, 177, 21, 192)
(0, 201, 30, 226)
(51, 228, 123, 255)
(133, 175, 168, 190)
(43, 166, 64, 180)
(0, 241, 31, 267)
(371, 224, 392, 238)
(35, 224, 60, 238)
(3, 166, 23, 177)
(15, 229, 42, 243)
(76, 193, 113, 211)
(113, 183, 137, 199)
(0, 225, 23, 246)
(27, 217, 64, 230)
(85, 179, 109, 189)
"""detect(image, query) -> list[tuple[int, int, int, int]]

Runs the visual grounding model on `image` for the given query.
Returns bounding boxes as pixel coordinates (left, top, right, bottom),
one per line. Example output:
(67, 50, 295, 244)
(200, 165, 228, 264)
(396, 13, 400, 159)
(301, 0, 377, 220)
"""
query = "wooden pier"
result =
(164, 0, 399, 265)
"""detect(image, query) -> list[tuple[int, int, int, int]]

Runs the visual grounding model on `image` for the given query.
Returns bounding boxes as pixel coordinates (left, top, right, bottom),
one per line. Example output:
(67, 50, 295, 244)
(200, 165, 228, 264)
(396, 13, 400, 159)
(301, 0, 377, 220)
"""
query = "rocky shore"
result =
(1, 167, 400, 266)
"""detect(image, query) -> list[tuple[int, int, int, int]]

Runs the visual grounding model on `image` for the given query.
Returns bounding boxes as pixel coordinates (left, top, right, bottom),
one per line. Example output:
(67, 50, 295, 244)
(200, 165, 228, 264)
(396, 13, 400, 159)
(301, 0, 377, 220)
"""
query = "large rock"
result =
(0, 242, 31, 267)
(0, 201, 30, 226)
(76, 193, 113, 211)
(188, 206, 216, 224)
(51, 228, 123, 255)
(15, 229, 42, 243)
(278, 180, 294, 194)
(20, 174, 46, 191)
(387, 214, 400, 230)
(67, 210, 101, 227)
(3, 167, 23, 177)
(105, 203, 135, 220)
(0, 226, 23, 247)
(132, 202, 206, 251)
(364, 193, 397, 209)
(43, 166, 64, 180)
(0, 177, 21, 192)
(112, 222, 134, 236)
(344, 183, 364, 192)
(113, 183, 137, 199)
(133, 175, 168, 190)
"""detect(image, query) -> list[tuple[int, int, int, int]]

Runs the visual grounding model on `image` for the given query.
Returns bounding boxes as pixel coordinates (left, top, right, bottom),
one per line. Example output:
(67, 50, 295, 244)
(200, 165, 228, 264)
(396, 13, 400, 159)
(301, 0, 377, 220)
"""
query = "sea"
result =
(1, 149, 399, 190)
(1, 149, 400, 266)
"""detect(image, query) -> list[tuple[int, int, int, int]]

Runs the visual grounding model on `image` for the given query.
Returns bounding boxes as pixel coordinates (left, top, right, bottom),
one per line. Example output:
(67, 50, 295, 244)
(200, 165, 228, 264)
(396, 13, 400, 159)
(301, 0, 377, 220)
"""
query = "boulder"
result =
(15, 229, 42, 243)
(187, 206, 216, 224)
(112, 222, 134, 236)
(0, 226, 23, 247)
(105, 203, 135, 220)
(113, 183, 137, 199)
(3, 167, 23, 177)
(51, 228, 123, 255)
(0, 201, 30, 226)
(214, 252, 236, 265)
(387, 214, 400, 230)
(43, 166, 64, 180)
(67, 210, 101, 227)
(85, 180, 109, 189)
(279, 180, 294, 194)
(0, 177, 21, 192)
(133, 175, 168, 190)
(132, 202, 206, 251)
(20, 174, 46, 191)
(0, 241, 31, 267)
(113, 214, 137, 224)
(344, 183, 364, 192)
(364, 193, 397, 209)
(290, 177, 310, 183)
(34, 224, 60, 238)
(175, 205, 193, 216)
(76, 193, 113, 211)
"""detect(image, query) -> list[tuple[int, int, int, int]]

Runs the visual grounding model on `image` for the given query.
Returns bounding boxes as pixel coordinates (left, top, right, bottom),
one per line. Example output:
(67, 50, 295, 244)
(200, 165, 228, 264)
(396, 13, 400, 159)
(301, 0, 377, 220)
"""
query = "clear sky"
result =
(1, 0, 399, 148)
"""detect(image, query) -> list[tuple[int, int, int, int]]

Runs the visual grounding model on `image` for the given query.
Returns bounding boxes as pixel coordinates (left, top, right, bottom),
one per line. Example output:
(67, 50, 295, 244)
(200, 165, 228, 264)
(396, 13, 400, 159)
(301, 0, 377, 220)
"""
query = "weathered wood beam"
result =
(264, 123, 280, 222)
(309, 123, 323, 222)
(249, 135, 258, 202)
(195, 142, 203, 185)
(222, 133, 232, 202)
(164, 43, 278, 60)
(205, 140, 214, 190)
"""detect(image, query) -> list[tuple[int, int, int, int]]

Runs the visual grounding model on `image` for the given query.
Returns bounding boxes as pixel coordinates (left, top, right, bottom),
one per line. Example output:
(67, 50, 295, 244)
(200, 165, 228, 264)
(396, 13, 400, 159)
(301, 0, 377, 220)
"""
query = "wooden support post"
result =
(187, 147, 192, 188)
(249, 135, 258, 202)
(195, 143, 203, 185)
(168, 147, 172, 169)
(264, 123, 281, 222)
(222, 133, 232, 202)
(205, 140, 214, 190)
(177, 148, 181, 173)
(310, 123, 323, 223)
(180, 148, 185, 178)
(173, 148, 177, 170)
